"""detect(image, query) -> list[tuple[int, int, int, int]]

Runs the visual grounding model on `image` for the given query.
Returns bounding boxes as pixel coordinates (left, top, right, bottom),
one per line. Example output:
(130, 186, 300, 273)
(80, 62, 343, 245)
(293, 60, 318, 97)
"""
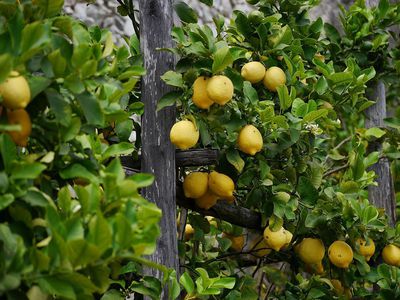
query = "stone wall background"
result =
(64, 0, 353, 41)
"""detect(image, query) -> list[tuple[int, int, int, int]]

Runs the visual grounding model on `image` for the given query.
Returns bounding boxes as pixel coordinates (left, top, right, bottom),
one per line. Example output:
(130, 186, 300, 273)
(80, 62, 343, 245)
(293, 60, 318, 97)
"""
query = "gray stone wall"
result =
(64, 0, 351, 40)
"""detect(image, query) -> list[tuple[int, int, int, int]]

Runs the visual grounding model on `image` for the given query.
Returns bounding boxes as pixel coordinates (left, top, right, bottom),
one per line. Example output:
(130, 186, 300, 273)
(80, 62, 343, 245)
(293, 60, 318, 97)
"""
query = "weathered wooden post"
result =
(364, 0, 396, 226)
(139, 0, 179, 296)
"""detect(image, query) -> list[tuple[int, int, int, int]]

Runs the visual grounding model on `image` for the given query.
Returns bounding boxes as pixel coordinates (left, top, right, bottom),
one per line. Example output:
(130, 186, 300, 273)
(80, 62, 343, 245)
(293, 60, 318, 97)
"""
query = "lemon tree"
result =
(160, 0, 400, 299)
(0, 1, 169, 299)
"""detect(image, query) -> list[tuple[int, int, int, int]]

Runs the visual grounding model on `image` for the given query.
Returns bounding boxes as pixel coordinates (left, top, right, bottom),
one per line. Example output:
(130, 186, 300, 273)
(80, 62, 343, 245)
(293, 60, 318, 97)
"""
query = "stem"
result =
(323, 163, 350, 178)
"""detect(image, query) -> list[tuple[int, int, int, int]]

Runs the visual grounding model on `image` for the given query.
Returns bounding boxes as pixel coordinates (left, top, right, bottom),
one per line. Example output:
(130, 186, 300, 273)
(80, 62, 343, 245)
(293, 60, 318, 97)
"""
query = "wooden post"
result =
(139, 0, 179, 297)
(364, 0, 396, 226)
(365, 82, 396, 226)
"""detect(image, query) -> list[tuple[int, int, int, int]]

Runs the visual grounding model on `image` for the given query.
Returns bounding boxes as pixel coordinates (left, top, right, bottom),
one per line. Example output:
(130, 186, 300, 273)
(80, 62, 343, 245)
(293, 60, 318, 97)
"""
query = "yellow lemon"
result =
(183, 172, 209, 199)
(223, 233, 245, 252)
(263, 226, 289, 251)
(297, 238, 325, 265)
(249, 236, 272, 257)
(330, 279, 344, 296)
(208, 171, 235, 198)
(195, 190, 219, 210)
(7, 109, 32, 147)
(328, 241, 353, 268)
(382, 244, 400, 266)
(237, 125, 263, 155)
(241, 61, 266, 84)
(206, 75, 234, 105)
(192, 76, 214, 109)
(170, 120, 199, 150)
(184, 224, 194, 241)
(263, 66, 286, 92)
(356, 238, 375, 261)
(283, 230, 293, 249)
(0, 71, 31, 109)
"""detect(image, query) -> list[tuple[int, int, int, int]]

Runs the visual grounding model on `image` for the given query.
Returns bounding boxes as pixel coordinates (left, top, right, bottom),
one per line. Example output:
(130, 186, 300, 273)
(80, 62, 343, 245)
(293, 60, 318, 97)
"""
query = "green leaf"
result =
(277, 85, 292, 111)
(36, 0, 64, 17)
(45, 89, 72, 127)
(226, 149, 245, 173)
(303, 109, 328, 123)
(243, 81, 258, 105)
(211, 277, 236, 289)
(365, 127, 385, 138)
(21, 21, 51, 61)
(0, 134, 16, 172)
(0, 194, 14, 211)
(48, 49, 67, 77)
(315, 76, 328, 95)
(38, 277, 76, 300)
(87, 213, 112, 254)
(130, 173, 155, 188)
(60, 163, 99, 183)
(378, 0, 390, 19)
(179, 272, 195, 294)
(157, 91, 181, 111)
(67, 239, 101, 267)
(297, 176, 318, 206)
(212, 46, 234, 74)
(10, 162, 46, 180)
(0, 54, 13, 83)
(102, 142, 134, 161)
(76, 92, 105, 126)
(29, 76, 52, 99)
(161, 71, 183, 88)
(101, 290, 124, 300)
(200, 0, 213, 5)
(174, 2, 198, 23)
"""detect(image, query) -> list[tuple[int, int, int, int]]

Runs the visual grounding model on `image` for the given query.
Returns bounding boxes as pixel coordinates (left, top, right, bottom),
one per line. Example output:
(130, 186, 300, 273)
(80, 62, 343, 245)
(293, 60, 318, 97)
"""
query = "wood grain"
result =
(139, 0, 178, 297)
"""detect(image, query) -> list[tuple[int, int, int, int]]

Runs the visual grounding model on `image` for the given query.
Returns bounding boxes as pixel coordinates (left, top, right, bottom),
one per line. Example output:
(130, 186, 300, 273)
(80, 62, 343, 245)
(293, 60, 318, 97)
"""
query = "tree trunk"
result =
(139, 0, 178, 298)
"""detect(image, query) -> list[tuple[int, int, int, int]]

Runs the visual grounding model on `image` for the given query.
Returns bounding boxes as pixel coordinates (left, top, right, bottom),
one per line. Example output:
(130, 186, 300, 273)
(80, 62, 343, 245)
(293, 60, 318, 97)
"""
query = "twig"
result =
(323, 163, 350, 178)
(333, 136, 352, 151)
(116, 0, 140, 38)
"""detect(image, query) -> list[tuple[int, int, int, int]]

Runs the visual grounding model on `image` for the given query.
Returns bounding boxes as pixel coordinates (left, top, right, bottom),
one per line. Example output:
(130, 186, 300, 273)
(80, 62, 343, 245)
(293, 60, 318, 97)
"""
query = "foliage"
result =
(0, 1, 163, 299)
(161, 0, 400, 299)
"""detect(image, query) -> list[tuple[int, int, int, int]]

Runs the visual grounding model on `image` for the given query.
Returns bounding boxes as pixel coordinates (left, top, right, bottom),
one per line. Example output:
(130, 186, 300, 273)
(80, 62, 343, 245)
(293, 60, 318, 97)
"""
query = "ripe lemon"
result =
(0, 71, 31, 109)
(297, 238, 325, 264)
(192, 76, 214, 109)
(170, 120, 199, 150)
(184, 224, 194, 241)
(241, 62, 266, 84)
(237, 125, 263, 155)
(206, 75, 234, 105)
(263, 226, 289, 251)
(223, 233, 245, 252)
(195, 190, 219, 210)
(330, 279, 344, 296)
(284, 230, 293, 248)
(328, 241, 353, 268)
(183, 172, 208, 199)
(7, 109, 32, 147)
(208, 171, 235, 198)
(263, 66, 286, 92)
(250, 236, 272, 257)
(382, 244, 400, 266)
(356, 238, 375, 261)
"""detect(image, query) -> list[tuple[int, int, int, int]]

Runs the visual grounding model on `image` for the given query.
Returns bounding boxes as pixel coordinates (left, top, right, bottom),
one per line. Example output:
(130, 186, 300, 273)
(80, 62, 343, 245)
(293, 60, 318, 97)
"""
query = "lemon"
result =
(328, 241, 353, 268)
(192, 76, 214, 109)
(0, 71, 31, 109)
(263, 66, 286, 92)
(7, 109, 32, 147)
(356, 238, 375, 261)
(170, 120, 199, 150)
(223, 233, 245, 252)
(208, 171, 235, 198)
(184, 224, 195, 241)
(183, 172, 208, 199)
(263, 226, 289, 251)
(330, 279, 344, 296)
(241, 62, 266, 84)
(297, 238, 325, 265)
(382, 244, 400, 266)
(206, 75, 234, 105)
(250, 236, 272, 257)
(284, 230, 293, 248)
(304, 261, 324, 274)
(237, 125, 263, 155)
(195, 190, 219, 210)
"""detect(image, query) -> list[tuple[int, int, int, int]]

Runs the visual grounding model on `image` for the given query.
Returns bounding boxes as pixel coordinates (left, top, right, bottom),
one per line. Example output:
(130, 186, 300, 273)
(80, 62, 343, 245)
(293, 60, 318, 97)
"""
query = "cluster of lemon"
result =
(0, 72, 32, 147)
(183, 171, 235, 209)
(169, 62, 286, 156)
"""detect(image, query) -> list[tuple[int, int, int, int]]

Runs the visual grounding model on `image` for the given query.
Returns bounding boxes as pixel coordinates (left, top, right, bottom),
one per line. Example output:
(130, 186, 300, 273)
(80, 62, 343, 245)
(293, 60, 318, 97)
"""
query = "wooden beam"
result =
(139, 0, 178, 297)
(176, 186, 263, 230)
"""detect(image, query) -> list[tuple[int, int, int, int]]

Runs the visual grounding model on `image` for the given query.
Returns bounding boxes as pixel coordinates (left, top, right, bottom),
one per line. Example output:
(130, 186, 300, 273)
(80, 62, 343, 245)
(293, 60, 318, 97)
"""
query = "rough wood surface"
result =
(176, 186, 263, 230)
(139, 0, 178, 298)
(365, 81, 397, 226)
